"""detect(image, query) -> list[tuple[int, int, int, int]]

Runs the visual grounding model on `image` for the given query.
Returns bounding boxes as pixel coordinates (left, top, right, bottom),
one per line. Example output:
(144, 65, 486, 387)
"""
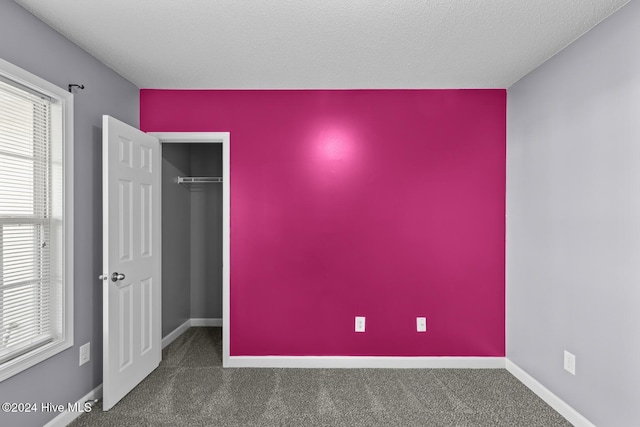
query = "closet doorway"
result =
(152, 133, 230, 366)
(101, 123, 230, 409)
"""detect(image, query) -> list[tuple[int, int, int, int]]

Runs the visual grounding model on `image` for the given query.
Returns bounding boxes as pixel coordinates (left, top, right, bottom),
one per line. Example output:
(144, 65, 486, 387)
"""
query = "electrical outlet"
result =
(355, 316, 366, 332)
(564, 350, 575, 375)
(79, 342, 90, 366)
(416, 317, 427, 332)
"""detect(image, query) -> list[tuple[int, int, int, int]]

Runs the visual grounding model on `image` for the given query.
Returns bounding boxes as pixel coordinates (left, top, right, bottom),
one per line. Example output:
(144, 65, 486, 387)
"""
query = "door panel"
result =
(118, 283, 133, 370)
(103, 115, 161, 411)
(118, 179, 132, 262)
(140, 277, 153, 354)
(140, 183, 152, 257)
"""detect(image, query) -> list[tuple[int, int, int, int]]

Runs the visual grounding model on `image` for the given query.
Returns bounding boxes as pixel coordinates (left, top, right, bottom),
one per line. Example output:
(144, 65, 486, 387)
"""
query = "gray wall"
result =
(507, 2, 640, 426)
(161, 144, 192, 336)
(190, 144, 223, 319)
(0, 2, 139, 426)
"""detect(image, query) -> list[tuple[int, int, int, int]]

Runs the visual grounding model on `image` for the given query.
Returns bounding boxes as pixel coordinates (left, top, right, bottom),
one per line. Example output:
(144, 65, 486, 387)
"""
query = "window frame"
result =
(0, 57, 73, 382)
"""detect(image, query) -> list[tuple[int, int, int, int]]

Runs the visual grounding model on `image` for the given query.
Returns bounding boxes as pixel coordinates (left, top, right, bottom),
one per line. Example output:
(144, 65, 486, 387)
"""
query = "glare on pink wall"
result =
(141, 89, 506, 357)
(307, 121, 365, 191)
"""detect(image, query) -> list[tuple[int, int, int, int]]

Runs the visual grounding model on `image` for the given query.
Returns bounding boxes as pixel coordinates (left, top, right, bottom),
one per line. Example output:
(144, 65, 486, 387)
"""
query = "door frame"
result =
(149, 132, 230, 367)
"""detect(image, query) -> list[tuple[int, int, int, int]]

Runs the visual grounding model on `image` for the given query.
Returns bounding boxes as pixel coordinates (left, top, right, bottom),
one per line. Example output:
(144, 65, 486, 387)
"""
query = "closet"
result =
(161, 143, 223, 336)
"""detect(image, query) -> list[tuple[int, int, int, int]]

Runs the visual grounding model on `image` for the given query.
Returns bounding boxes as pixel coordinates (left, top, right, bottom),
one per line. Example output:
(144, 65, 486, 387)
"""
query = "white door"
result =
(101, 115, 162, 411)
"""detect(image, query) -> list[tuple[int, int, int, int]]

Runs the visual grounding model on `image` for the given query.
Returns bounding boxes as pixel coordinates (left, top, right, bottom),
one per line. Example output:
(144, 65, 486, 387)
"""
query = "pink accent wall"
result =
(141, 90, 506, 357)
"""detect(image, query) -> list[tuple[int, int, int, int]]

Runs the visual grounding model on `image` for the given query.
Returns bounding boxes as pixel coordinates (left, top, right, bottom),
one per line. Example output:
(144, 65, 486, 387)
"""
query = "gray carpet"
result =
(69, 328, 570, 426)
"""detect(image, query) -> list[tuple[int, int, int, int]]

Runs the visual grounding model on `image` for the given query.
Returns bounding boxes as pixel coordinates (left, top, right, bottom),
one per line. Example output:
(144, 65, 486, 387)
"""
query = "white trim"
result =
(506, 360, 596, 427)
(226, 356, 505, 369)
(42, 384, 102, 427)
(156, 308, 500, 371)
(162, 318, 223, 349)
(149, 132, 231, 368)
(191, 318, 223, 327)
(161, 320, 191, 349)
(149, 132, 226, 143)
(222, 134, 230, 368)
(0, 57, 70, 102)
(0, 57, 74, 383)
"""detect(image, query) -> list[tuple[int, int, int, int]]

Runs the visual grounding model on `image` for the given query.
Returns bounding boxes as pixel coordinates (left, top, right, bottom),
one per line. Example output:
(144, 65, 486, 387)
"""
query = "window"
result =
(0, 58, 73, 382)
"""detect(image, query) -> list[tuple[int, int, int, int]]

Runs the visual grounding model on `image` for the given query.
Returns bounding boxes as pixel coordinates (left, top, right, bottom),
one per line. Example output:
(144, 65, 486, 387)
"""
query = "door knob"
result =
(111, 272, 126, 282)
(98, 274, 108, 281)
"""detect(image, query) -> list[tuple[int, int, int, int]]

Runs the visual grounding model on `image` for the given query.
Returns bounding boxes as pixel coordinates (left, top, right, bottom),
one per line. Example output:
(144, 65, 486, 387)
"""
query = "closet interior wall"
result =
(161, 143, 223, 338)
(190, 143, 223, 320)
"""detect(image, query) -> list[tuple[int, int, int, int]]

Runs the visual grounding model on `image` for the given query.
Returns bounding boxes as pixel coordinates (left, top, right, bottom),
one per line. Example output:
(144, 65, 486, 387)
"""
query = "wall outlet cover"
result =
(79, 342, 90, 366)
(417, 317, 427, 332)
(563, 350, 576, 375)
(355, 316, 366, 332)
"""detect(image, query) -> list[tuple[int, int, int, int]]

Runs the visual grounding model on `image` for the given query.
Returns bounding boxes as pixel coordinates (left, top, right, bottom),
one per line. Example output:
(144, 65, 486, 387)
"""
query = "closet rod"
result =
(177, 176, 223, 184)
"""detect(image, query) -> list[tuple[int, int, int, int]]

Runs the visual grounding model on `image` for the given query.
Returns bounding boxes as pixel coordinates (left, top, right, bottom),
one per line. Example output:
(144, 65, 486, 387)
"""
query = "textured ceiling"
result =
(15, 0, 630, 89)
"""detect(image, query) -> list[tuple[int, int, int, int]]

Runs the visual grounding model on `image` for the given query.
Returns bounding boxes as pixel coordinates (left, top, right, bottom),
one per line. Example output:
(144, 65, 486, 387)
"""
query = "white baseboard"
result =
(191, 318, 222, 327)
(42, 384, 102, 427)
(161, 321, 503, 369)
(162, 319, 191, 349)
(506, 360, 596, 427)
(226, 356, 505, 369)
(162, 318, 222, 349)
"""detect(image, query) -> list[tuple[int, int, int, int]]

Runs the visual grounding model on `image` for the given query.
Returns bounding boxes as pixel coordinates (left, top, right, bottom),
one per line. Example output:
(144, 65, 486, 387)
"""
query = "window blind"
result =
(0, 79, 54, 364)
